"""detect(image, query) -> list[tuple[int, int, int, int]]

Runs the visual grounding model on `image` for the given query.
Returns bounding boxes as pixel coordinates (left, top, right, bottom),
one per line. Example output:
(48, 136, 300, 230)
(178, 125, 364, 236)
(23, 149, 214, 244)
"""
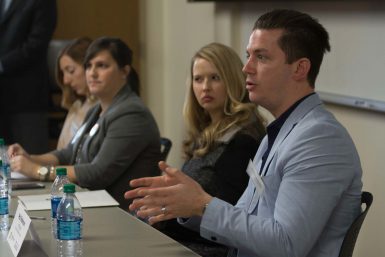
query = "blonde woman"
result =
(55, 37, 97, 149)
(158, 42, 265, 257)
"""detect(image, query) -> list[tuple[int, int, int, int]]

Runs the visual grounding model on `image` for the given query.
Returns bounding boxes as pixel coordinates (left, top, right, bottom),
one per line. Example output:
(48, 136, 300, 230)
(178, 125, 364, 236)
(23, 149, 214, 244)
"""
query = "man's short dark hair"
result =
(253, 9, 331, 87)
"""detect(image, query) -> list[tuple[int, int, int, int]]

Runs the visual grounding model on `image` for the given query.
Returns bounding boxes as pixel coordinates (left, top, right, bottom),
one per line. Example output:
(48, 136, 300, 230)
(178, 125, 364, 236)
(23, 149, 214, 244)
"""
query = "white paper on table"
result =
(10, 172, 30, 180)
(75, 190, 119, 208)
(17, 190, 119, 211)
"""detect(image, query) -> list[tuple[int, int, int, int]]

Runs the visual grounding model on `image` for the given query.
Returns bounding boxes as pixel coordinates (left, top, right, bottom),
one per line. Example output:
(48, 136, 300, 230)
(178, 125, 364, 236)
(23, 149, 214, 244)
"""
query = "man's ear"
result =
(292, 58, 311, 81)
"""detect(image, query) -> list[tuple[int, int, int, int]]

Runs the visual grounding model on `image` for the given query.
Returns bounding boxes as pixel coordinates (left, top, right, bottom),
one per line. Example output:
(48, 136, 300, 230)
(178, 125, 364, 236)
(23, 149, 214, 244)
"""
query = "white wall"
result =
(326, 104, 385, 257)
(141, 1, 384, 256)
(140, 0, 215, 167)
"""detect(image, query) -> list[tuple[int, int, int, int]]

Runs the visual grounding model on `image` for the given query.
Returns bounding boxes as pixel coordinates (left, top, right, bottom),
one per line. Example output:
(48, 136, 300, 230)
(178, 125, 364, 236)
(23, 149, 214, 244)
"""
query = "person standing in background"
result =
(0, 0, 57, 153)
(55, 37, 97, 150)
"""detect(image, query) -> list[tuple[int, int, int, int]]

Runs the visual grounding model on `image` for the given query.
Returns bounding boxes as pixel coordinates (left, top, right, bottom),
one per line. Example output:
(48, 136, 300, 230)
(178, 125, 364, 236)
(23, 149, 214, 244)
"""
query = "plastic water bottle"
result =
(0, 138, 11, 195)
(57, 184, 83, 257)
(0, 160, 9, 231)
(51, 167, 70, 238)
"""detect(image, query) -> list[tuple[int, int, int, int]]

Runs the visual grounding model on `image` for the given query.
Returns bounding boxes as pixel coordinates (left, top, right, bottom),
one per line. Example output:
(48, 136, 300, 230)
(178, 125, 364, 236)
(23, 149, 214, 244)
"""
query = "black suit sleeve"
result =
(1, 0, 57, 73)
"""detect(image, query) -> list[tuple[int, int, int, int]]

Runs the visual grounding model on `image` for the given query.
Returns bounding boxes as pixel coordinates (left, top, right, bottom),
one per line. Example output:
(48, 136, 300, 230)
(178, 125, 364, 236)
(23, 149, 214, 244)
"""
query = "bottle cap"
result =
(56, 167, 67, 176)
(0, 138, 4, 146)
(63, 184, 75, 193)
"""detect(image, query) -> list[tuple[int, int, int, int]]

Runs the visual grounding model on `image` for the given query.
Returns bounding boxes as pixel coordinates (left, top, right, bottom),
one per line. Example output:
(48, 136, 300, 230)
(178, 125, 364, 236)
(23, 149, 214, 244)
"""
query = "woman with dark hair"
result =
(8, 37, 161, 210)
(56, 37, 97, 149)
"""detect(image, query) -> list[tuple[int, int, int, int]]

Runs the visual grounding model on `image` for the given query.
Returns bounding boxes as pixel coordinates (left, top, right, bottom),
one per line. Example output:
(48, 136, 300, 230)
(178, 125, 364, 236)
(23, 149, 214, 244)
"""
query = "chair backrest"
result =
(47, 39, 72, 92)
(160, 137, 172, 161)
(338, 191, 373, 257)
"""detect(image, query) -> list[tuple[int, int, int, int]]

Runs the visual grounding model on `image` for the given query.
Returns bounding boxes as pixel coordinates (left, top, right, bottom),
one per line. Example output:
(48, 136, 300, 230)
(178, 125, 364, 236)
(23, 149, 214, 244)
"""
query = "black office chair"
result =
(338, 191, 373, 257)
(160, 137, 172, 161)
(47, 39, 72, 91)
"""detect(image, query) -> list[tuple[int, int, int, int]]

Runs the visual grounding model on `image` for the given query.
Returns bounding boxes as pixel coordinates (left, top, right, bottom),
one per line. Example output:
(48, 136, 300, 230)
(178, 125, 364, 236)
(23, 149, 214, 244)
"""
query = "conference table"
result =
(0, 182, 200, 257)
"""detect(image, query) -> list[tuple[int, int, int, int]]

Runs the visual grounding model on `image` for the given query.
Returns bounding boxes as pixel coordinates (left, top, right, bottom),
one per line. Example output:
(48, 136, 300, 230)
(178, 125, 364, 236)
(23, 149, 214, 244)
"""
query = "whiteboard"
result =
(238, 5, 385, 112)
(317, 13, 385, 103)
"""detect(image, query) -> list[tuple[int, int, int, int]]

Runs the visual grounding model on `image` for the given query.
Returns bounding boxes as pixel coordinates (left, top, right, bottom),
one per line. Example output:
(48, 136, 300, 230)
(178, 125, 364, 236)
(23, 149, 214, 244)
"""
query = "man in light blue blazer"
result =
(125, 9, 363, 257)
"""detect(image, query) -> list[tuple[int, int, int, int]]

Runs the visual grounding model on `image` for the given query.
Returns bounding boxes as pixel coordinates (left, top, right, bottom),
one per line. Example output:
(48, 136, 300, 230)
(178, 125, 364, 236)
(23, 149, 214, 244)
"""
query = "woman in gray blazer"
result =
(8, 37, 161, 210)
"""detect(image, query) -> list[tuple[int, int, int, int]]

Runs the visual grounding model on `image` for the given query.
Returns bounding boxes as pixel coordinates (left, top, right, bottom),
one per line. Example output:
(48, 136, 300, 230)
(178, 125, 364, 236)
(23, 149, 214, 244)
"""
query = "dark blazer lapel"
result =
(1, 0, 22, 24)
(69, 105, 102, 164)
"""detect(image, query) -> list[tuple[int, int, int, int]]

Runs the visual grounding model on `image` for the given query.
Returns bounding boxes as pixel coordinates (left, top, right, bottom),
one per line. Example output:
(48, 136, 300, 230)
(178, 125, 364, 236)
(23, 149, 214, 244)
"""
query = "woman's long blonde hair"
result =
(183, 42, 263, 159)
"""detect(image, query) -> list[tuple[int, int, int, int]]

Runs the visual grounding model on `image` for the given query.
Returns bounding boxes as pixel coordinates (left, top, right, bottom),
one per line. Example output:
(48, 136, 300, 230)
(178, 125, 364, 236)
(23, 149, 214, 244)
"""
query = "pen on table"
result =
(9, 214, 47, 220)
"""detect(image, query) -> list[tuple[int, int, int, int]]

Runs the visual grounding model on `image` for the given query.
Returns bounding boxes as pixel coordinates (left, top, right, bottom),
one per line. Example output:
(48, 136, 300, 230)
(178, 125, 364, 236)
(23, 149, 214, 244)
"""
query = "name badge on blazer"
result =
(89, 123, 99, 137)
(246, 159, 265, 213)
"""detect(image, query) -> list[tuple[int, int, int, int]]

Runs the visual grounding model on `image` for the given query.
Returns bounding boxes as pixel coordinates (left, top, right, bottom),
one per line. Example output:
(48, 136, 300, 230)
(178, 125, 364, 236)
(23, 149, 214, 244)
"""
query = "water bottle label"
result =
(3, 164, 10, 178)
(0, 196, 8, 215)
(57, 219, 82, 240)
(51, 197, 62, 218)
